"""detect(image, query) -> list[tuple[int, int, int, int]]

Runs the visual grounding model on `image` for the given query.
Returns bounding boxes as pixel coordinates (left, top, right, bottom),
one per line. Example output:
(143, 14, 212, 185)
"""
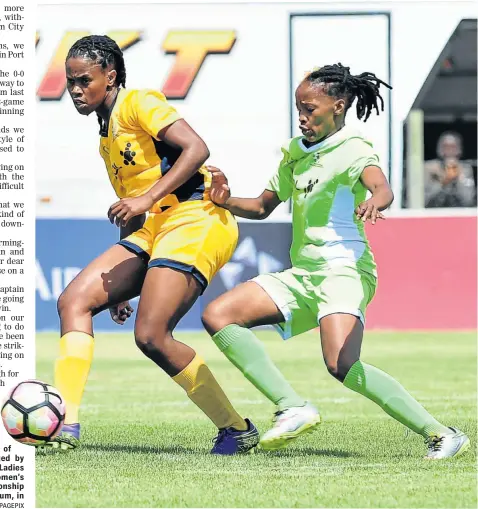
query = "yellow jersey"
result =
(99, 88, 211, 213)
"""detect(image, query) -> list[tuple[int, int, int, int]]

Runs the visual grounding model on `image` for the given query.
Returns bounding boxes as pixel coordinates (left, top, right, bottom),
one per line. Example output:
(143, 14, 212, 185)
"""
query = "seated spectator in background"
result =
(424, 131, 476, 207)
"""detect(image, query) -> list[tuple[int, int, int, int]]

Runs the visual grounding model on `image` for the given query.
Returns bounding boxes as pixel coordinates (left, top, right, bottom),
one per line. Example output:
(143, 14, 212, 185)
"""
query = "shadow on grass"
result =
(35, 443, 200, 455)
(83, 443, 199, 454)
(259, 447, 360, 458)
(36, 443, 359, 458)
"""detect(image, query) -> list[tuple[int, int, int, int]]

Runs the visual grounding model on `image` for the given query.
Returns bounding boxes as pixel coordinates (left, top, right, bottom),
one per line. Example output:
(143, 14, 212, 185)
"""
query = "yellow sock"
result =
(173, 354, 247, 430)
(54, 331, 94, 424)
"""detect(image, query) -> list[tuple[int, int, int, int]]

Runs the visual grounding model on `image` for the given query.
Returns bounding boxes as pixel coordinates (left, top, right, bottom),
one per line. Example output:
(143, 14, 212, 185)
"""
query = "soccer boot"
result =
(45, 423, 80, 450)
(424, 427, 470, 459)
(260, 402, 321, 451)
(211, 418, 259, 455)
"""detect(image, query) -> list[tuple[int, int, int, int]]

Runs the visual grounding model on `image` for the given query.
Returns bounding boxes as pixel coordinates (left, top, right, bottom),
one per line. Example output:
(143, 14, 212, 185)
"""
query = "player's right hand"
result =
(109, 301, 134, 325)
(207, 165, 231, 205)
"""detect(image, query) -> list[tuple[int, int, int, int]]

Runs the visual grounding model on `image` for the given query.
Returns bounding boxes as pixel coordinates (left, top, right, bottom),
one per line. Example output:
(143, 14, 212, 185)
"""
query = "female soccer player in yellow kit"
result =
(49, 35, 259, 454)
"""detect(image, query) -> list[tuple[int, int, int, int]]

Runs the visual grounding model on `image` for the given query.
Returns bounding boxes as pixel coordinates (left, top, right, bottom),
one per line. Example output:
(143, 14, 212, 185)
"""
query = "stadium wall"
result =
(35, 2, 476, 216)
(36, 215, 477, 332)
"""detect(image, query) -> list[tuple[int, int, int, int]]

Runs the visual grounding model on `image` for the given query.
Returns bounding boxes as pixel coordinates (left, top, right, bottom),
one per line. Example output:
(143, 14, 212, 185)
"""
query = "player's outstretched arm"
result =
(356, 165, 394, 224)
(225, 189, 281, 220)
(207, 165, 281, 220)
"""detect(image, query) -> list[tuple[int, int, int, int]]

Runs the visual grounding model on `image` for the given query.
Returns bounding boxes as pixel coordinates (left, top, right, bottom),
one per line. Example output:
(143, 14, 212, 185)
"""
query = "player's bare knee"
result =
(326, 357, 357, 382)
(57, 289, 89, 319)
(134, 325, 169, 356)
(134, 327, 176, 375)
(202, 301, 236, 335)
(325, 360, 342, 381)
(135, 334, 157, 359)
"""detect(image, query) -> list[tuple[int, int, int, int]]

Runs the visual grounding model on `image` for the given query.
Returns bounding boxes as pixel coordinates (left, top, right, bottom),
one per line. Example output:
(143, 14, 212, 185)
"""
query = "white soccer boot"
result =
(260, 402, 321, 451)
(424, 427, 470, 459)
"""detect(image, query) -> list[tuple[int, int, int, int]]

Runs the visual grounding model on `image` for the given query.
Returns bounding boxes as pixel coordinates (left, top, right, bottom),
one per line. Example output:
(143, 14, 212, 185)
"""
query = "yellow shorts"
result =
(118, 200, 238, 293)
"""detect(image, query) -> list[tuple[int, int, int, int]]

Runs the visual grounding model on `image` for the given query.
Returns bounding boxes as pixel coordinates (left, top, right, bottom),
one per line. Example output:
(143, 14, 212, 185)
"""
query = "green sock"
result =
(212, 324, 305, 411)
(344, 360, 449, 437)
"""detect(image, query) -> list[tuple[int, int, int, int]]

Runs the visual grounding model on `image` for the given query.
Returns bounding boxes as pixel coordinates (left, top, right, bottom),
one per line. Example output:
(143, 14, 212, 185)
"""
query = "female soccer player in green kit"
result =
(202, 63, 470, 460)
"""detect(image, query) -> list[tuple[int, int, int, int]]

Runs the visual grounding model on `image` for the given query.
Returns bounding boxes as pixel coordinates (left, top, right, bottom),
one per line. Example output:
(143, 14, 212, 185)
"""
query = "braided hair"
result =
(304, 63, 392, 122)
(66, 35, 126, 134)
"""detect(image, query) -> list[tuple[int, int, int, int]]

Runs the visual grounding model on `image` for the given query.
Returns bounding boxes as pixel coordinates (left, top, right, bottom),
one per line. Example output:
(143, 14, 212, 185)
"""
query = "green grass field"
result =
(36, 330, 476, 508)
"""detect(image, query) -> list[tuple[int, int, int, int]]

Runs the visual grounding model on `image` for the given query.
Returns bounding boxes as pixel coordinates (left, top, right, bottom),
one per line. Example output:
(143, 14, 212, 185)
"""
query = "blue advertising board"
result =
(36, 219, 292, 332)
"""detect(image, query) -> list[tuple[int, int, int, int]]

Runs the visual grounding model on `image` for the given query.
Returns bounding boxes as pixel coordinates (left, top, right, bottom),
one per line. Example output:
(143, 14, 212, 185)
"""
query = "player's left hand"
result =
(108, 194, 154, 227)
(109, 301, 134, 325)
(355, 199, 386, 225)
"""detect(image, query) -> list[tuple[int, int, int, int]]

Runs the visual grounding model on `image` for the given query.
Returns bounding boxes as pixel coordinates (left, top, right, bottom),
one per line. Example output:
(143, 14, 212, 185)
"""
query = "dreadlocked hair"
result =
(305, 63, 392, 122)
(66, 35, 126, 134)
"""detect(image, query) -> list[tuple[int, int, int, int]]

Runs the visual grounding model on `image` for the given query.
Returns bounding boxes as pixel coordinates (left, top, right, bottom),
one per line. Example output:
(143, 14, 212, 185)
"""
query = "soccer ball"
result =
(1, 380, 65, 446)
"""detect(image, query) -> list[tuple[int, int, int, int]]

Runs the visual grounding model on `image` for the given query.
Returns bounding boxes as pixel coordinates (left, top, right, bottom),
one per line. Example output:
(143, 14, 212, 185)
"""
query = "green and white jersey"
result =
(267, 126, 379, 277)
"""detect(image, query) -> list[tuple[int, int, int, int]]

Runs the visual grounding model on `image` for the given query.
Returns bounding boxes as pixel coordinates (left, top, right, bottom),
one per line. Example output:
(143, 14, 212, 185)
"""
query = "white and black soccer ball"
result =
(1, 380, 65, 445)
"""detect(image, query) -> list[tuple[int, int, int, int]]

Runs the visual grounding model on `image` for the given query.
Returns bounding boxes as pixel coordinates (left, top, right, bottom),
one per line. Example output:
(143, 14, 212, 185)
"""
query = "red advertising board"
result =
(366, 216, 477, 330)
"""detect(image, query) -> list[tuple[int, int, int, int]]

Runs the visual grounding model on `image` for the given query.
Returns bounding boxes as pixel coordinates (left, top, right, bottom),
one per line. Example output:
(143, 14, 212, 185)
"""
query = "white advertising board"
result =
(35, 2, 476, 216)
